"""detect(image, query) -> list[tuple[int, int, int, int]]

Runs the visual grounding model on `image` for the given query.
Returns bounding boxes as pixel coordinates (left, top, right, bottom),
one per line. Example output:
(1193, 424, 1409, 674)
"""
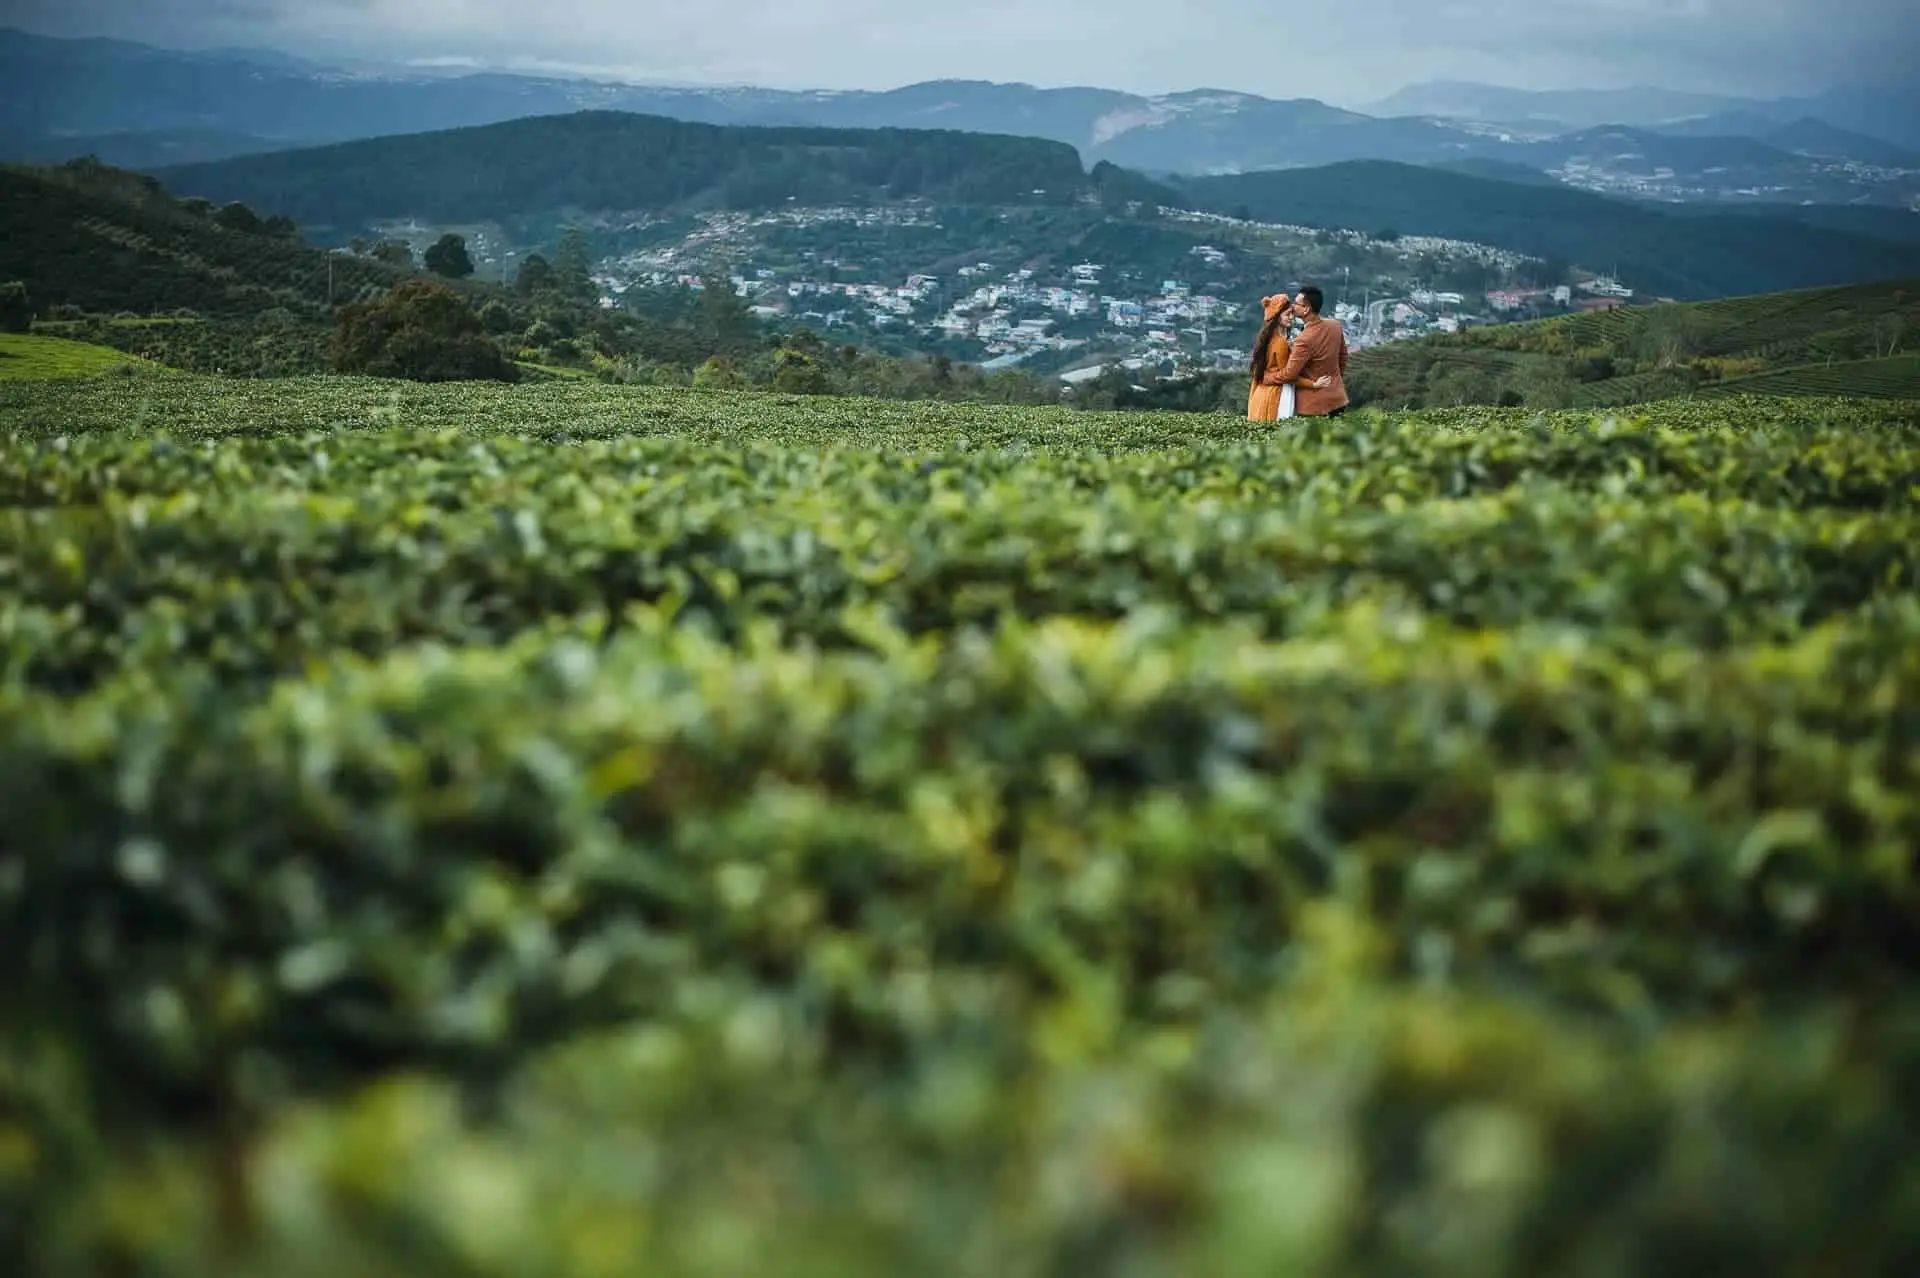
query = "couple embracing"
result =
(1247, 285, 1348, 421)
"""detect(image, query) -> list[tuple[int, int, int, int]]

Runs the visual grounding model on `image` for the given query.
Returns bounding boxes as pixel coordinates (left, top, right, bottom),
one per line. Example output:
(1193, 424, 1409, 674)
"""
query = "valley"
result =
(370, 198, 1553, 384)
(10, 100, 1920, 411)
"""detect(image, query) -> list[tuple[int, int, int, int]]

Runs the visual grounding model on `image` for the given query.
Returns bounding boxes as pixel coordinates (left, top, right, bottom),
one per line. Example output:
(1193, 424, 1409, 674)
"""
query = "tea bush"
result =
(3, 377, 1919, 1276)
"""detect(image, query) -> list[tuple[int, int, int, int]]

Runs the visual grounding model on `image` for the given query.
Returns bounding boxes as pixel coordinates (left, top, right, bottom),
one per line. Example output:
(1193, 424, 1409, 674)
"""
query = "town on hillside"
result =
(372, 201, 1637, 388)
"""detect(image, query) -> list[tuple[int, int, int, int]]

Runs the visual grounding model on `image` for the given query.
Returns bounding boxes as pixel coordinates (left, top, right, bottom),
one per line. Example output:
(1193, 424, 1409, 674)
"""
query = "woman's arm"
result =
(1268, 333, 1311, 387)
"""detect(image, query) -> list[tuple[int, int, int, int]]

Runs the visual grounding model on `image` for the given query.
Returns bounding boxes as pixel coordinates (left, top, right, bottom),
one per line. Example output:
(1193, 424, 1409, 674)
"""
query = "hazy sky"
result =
(6, 0, 1916, 104)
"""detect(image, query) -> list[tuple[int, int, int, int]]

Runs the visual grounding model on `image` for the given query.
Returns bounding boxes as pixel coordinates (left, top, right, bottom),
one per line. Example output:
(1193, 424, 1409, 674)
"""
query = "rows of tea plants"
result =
(1700, 354, 1920, 401)
(3, 376, 1920, 1276)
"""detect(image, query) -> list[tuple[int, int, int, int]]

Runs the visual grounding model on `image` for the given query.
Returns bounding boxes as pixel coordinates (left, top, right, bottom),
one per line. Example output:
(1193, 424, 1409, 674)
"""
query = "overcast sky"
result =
(6, 0, 1916, 105)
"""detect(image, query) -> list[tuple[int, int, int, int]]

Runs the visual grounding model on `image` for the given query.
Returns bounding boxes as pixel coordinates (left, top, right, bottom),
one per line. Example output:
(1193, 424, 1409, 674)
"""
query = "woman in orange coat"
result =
(1246, 292, 1329, 421)
(1247, 293, 1294, 421)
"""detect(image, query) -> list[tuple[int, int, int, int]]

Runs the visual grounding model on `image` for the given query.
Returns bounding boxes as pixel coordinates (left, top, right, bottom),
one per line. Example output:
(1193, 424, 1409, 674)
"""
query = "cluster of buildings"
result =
(1551, 152, 1920, 205)
(580, 205, 1272, 370)
(1161, 207, 1539, 274)
(1485, 285, 1574, 312)
(1352, 275, 1637, 343)
(925, 260, 1242, 364)
(567, 201, 1653, 382)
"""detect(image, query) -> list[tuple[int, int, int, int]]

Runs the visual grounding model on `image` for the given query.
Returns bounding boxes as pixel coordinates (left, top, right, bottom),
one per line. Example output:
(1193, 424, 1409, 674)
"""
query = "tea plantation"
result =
(4, 376, 1919, 1277)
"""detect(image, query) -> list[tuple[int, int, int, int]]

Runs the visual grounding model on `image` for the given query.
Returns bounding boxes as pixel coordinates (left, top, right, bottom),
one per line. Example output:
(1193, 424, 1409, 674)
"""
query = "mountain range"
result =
(1365, 80, 1920, 152)
(131, 108, 1920, 304)
(4, 27, 1917, 208)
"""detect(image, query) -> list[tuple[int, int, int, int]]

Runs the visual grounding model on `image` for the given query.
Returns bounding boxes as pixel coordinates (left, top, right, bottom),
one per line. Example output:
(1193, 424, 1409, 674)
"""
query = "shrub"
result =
(425, 232, 476, 279)
(1, 384, 1916, 1274)
(478, 299, 516, 335)
(1570, 354, 1617, 382)
(331, 278, 518, 383)
(693, 355, 745, 390)
(0, 280, 29, 333)
(212, 201, 266, 235)
(772, 345, 833, 395)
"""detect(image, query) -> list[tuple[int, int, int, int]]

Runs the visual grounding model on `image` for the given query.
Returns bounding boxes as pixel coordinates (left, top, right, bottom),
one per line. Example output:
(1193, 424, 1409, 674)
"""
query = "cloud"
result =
(1401, 0, 1920, 89)
(7, 0, 1916, 102)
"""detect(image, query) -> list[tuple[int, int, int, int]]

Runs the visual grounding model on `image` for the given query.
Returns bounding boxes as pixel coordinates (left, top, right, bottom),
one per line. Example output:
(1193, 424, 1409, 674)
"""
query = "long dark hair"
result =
(1248, 307, 1287, 379)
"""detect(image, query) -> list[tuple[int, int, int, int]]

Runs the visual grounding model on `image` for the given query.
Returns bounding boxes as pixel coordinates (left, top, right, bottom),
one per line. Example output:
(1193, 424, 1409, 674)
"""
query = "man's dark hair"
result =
(1299, 285, 1325, 315)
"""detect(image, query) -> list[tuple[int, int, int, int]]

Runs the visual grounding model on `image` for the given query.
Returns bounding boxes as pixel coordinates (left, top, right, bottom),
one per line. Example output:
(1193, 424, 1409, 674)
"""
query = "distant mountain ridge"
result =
(5, 26, 1916, 197)
(1369, 78, 1920, 152)
(135, 107, 1920, 306)
(151, 111, 1120, 232)
(0, 126, 285, 169)
(1753, 119, 1920, 169)
(1366, 82, 1762, 130)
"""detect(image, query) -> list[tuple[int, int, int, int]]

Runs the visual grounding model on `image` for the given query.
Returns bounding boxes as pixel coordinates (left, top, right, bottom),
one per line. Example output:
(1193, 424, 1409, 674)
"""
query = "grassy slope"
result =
(1349, 277, 1920, 409)
(1696, 353, 1920, 399)
(0, 331, 165, 380)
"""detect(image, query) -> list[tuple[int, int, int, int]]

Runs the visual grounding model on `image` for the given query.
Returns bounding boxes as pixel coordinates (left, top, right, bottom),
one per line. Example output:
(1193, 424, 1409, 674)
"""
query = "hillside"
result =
(1513, 125, 1809, 174)
(0, 158, 1091, 398)
(1365, 81, 1761, 129)
(1429, 158, 1561, 186)
(0, 159, 410, 319)
(1179, 161, 1920, 300)
(1743, 118, 1920, 168)
(1668, 202, 1920, 247)
(0, 331, 165, 380)
(1695, 353, 1920, 401)
(143, 112, 1920, 309)
(155, 111, 1101, 234)
(1347, 278, 1920, 410)
(1477, 125, 1920, 207)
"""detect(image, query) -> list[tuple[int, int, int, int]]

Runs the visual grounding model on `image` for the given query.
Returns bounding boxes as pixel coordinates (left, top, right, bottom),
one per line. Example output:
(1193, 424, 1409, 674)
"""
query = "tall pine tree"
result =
(552, 228, 595, 304)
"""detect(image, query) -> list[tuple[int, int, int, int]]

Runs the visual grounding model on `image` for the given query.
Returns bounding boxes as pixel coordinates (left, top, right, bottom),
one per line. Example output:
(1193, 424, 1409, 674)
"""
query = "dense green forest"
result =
(1180, 161, 1920, 300)
(1348, 277, 1920, 409)
(154, 112, 1112, 234)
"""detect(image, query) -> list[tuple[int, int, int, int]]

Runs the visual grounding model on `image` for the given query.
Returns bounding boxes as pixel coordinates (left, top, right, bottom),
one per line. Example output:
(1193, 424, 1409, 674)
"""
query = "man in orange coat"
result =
(1268, 285, 1349, 417)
